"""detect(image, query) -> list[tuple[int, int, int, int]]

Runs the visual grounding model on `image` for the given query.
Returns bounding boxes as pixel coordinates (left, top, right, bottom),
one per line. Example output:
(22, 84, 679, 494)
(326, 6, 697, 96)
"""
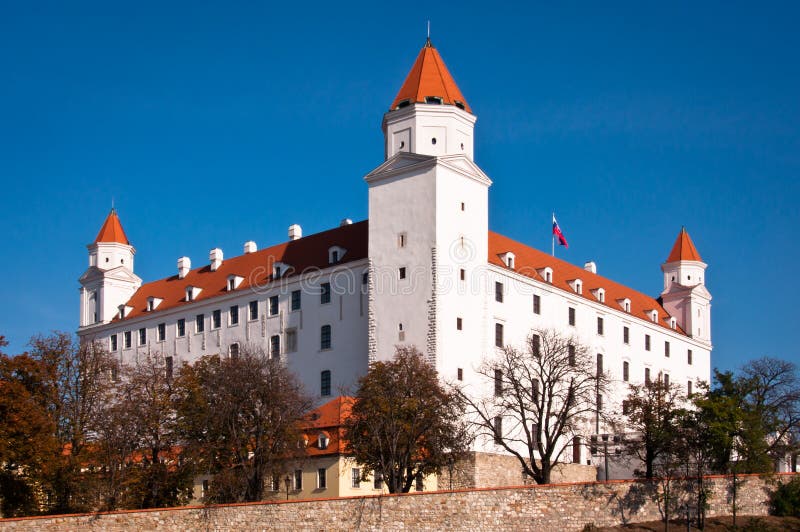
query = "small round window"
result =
(400, 141, 405, 149)
(431, 138, 437, 145)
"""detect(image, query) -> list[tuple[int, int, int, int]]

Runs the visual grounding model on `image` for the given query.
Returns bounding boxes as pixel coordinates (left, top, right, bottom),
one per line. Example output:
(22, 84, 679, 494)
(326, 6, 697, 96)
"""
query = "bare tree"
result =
(342, 346, 471, 493)
(174, 346, 311, 503)
(460, 329, 609, 485)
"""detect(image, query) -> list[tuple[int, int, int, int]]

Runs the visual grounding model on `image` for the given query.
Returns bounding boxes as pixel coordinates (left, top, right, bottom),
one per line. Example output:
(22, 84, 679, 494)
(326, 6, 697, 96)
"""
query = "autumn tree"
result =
(619, 377, 687, 479)
(460, 329, 609, 485)
(174, 347, 311, 503)
(342, 346, 471, 493)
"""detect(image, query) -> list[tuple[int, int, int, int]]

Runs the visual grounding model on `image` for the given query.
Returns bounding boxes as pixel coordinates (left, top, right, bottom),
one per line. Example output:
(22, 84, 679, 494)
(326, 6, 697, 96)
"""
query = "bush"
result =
(770, 476, 800, 517)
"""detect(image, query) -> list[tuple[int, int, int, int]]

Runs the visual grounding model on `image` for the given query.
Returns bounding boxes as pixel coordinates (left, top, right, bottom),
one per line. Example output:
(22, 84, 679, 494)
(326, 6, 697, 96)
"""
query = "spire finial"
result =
(426, 20, 431, 47)
(111, 197, 115, 213)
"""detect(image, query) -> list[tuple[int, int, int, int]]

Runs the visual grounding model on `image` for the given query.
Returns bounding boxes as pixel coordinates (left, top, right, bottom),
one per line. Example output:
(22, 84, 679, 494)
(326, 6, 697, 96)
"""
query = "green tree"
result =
(343, 346, 471, 493)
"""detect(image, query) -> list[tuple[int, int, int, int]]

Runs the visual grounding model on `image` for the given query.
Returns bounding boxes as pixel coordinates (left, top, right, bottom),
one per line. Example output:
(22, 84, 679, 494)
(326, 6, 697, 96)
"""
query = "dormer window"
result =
(669, 317, 677, 330)
(318, 432, 330, 450)
(328, 246, 346, 265)
(185, 286, 201, 302)
(618, 298, 631, 313)
(146, 297, 163, 312)
(538, 267, 553, 283)
(569, 279, 583, 295)
(649, 310, 659, 322)
(396, 98, 411, 109)
(118, 304, 133, 319)
(500, 252, 515, 269)
(592, 288, 605, 303)
(425, 96, 443, 104)
(227, 275, 243, 291)
(273, 261, 290, 279)
(454, 100, 466, 110)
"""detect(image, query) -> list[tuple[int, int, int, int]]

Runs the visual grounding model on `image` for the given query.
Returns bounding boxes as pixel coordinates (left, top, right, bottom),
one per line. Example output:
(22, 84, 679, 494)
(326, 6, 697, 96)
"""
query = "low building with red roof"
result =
(78, 38, 712, 487)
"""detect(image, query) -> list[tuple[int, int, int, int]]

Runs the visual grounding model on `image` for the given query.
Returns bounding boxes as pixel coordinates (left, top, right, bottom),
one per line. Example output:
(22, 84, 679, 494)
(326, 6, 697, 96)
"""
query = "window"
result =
(495, 282, 504, 303)
(271, 475, 280, 492)
(494, 323, 504, 348)
(362, 272, 368, 285)
(456, 317, 463, 330)
(687, 349, 693, 365)
(493, 416, 503, 444)
(138, 328, 147, 345)
(248, 300, 258, 321)
(457, 368, 463, 381)
(229, 343, 239, 359)
(596, 353, 603, 376)
(645, 334, 651, 351)
(461, 201, 465, 211)
(532, 379, 539, 403)
(399, 267, 406, 280)
(111, 363, 119, 383)
(286, 329, 297, 353)
(568, 344, 576, 366)
(645, 367, 651, 384)
(623, 361, 629, 382)
(177, 319, 185, 337)
(186, 287, 194, 302)
(320, 282, 331, 304)
(195, 314, 205, 333)
(269, 295, 279, 316)
(228, 277, 236, 291)
(320, 370, 331, 396)
(415, 475, 423, 492)
(317, 468, 327, 489)
(494, 369, 503, 396)
(664, 373, 670, 387)
(533, 294, 541, 315)
(398, 233, 407, 248)
(212, 309, 221, 329)
(623, 326, 629, 344)
(124, 330, 132, 348)
(622, 400, 630, 415)
(331, 250, 339, 263)
(351, 468, 361, 489)
(665, 341, 670, 357)
(270, 335, 280, 358)
(229, 305, 239, 325)
(294, 469, 302, 490)
(568, 307, 576, 326)
(320, 325, 332, 350)
(110, 334, 118, 351)
(597, 317, 604, 335)
(165, 356, 173, 381)
(687, 380, 693, 395)
(532, 334, 541, 357)
(157, 323, 166, 342)
(374, 474, 383, 490)
(291, 290, 301, 311)
(460, 269, 465, 281)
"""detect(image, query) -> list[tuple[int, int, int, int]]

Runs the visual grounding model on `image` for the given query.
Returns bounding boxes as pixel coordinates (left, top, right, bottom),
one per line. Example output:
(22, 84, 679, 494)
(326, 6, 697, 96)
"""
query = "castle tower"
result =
(367, 40, 491, 377)
(660, 228, 712, 345)
(79, 209, 142, 327)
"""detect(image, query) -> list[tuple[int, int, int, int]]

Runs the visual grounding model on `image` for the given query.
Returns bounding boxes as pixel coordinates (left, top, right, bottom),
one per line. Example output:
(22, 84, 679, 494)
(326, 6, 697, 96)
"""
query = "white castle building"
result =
(78, 39, 712, 484)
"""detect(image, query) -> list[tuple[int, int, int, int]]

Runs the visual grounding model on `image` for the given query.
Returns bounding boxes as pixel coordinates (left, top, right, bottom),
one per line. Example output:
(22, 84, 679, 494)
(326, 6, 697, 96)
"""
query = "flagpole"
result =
(552, 212, 555, 256)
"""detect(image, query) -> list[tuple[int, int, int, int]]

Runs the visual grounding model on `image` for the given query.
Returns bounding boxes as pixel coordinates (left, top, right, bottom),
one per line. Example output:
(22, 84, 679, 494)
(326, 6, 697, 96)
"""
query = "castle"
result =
(78, 39, 712, 485)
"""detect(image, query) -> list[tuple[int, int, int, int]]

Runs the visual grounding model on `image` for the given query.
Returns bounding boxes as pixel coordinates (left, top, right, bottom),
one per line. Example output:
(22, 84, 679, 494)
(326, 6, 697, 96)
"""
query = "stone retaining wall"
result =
(1, 473, 795, 531)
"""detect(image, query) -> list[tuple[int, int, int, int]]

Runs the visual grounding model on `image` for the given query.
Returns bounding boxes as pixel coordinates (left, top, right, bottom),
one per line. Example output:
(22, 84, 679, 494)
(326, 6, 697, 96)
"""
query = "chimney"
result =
(178, 256, 191, 279)
(243, 241, 257, 254)
(340, 218, 353, 226)
(584, 261, 597, 274)
(209, 248, 223, 271)
(288, 224, 302, 241)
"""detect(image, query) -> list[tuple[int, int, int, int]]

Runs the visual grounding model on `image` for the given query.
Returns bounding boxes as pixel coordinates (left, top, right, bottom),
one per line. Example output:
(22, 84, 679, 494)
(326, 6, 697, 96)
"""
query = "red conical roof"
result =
(390, 40, 471, 113)
(666, 227, 702, 262)
(94, 209, 130, 245)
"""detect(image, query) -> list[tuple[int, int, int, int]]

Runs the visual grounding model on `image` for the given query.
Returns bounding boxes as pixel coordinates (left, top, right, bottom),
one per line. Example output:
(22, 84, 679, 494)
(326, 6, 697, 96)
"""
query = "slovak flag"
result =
(553, 214, 569, 248)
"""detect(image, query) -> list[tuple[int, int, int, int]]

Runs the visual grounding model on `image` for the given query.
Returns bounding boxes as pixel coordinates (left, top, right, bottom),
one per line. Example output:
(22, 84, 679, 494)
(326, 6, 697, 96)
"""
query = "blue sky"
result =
(1, 1, 797, 371)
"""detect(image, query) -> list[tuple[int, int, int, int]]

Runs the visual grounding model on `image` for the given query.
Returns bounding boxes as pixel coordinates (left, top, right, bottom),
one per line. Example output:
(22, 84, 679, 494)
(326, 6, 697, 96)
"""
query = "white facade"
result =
(78, 40, 712, 478)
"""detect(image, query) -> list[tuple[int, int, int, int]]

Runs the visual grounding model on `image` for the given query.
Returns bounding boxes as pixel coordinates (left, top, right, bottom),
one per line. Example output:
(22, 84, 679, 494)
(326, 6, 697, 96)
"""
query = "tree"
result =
(342, 346, 471, 493)
(174, 347, 311, 503)
(620, 377, 687, 479)
(459, 329, 608, 485)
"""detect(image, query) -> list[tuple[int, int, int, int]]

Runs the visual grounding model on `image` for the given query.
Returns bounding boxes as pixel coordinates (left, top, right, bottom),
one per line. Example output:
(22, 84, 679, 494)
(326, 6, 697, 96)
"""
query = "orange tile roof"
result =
(300, 396, 354, 457)
(488, 231, 687, 336)
(665, 227, 702, 263)
(114, 221, 368, 321)
(94, 209, 130, 245)
(390, 40, 471, 113)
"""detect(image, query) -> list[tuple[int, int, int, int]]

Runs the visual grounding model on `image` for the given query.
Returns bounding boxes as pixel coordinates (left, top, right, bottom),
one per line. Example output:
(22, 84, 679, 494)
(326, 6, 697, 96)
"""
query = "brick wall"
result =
(1, 473, 795, 531)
